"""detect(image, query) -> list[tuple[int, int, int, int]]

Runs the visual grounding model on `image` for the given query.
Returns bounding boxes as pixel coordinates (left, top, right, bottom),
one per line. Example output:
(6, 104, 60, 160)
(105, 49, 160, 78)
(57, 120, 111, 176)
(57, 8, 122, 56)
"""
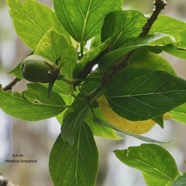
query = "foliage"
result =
(1, 0, 186, 185)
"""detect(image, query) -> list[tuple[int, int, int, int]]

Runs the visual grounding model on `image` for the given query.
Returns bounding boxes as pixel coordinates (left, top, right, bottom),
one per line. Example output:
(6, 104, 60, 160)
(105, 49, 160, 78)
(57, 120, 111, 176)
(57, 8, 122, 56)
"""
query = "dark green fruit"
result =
(21, 55, 60, 83)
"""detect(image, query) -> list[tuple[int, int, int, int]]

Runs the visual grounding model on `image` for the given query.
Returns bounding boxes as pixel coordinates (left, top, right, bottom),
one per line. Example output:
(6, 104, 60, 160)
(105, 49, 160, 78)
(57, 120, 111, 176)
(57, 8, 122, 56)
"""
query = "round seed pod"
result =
(21, 55, 60, 83)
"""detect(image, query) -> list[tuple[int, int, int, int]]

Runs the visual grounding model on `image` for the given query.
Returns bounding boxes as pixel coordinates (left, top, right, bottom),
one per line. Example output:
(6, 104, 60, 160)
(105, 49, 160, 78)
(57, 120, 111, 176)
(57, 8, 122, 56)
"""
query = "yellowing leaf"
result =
(97, 95, 170, 134)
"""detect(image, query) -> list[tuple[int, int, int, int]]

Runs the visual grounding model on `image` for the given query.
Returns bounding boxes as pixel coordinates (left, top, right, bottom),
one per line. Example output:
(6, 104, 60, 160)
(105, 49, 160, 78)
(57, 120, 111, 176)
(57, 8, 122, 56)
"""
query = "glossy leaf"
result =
(61, 94, 90, 144)
(150, 15, 186, 49)
(54, 0, 122, 42)
(98, 34, 174, 70)
(0, 84, 66, 121)
(170, 103, 186, 124)
(101, 10, 147, 49)
(115, 144, 179, 186)
(7, 0, 69, 49)
(49, 125, 98, 186)
(106, 69, 186, 121)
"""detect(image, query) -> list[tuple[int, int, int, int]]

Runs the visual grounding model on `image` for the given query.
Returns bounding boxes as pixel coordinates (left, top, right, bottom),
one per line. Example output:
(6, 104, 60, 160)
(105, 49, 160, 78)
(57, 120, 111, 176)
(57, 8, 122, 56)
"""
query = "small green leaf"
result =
(54, 0, 122, 42)
(61, 94, 90, 144)
(172, 174, 186, 186)
(85, 109, 122, 140)
(49, 125, 98, 186)
(0, 83, 65, 121)
(114, 144, 179, 186)
(106, 69, 186, 121)
(101, 10, 147, 49)
(170, 103, 186, 124)
(7, 0, 69, 49)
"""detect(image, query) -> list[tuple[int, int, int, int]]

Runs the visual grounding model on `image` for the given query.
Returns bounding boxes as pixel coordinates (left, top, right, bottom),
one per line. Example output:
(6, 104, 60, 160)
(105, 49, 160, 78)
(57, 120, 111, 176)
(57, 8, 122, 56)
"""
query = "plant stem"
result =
(2, 77, 20, 91)
(80, 42, 84, 58)
(140, 0, 167, 37)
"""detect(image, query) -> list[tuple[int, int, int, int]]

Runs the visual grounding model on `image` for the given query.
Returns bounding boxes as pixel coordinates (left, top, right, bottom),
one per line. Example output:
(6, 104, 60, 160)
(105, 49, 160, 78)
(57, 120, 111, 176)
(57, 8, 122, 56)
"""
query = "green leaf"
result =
(150, 15, 186, 48)
(170, 103, 186, 124)
(85, 109, 122, 140)
(56, 94, 75, 124)
(7, 0, 69, 49)
(8, 63, 23, 79)
(0, 83, 65, 121)
(34, 28, 77, 77)
(90, 34, 101, 49)
(150, 15, 186, 59)
(73, 38, 111, 78)
(93, 116, 165, 144)
(101, 10, 147, 49)
(61, 94, 90, 144)
(127, 49, 176, 75)
(34, 28, 78, 94)
(106, 69, 186, 121)
(98, 34, 174, 70)
(162, 45, 186, 60)
(49, 125, 98, 186)
(54, 0, 122, 42)
(152, 115, 164, 128)
(172, 174, 186, 186)
(114, 144, 179, 186)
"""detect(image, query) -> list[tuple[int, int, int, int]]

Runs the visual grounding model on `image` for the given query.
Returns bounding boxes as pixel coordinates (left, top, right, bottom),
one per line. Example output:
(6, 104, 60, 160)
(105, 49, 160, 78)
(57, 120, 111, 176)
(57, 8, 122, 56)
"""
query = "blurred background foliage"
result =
(0, 0, 186, 185)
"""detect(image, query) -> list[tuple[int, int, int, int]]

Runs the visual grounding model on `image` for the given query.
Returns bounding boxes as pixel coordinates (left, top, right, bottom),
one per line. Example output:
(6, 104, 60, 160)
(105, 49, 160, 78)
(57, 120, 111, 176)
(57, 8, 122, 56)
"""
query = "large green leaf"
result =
(35, 28, 78, 94)
(98, 34, 174, 70)
(101, 10, 147, 49)
(0, 84, 66, 121)
(49, 125, 98, 186)
(61, 94, 90, 144)
(150, 15, 186, 59)
(7, 0, 69, 49)
(170, 103, 186, 124)
(150, 15, 186, 49)
(115, 144, 179, 186)
(54, 0, 122, 42)
(106, 69, 186, 121)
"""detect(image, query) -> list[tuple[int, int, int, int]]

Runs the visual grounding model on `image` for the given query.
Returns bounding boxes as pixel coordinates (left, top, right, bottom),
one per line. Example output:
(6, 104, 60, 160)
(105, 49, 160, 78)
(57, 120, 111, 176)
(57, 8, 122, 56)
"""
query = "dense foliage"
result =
(1, 0, 186, 185)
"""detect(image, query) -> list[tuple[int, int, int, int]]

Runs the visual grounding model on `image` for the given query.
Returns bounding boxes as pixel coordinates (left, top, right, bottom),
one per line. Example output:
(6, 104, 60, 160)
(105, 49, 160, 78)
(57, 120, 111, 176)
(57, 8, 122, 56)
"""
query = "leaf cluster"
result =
(1, 0, 186, 185)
